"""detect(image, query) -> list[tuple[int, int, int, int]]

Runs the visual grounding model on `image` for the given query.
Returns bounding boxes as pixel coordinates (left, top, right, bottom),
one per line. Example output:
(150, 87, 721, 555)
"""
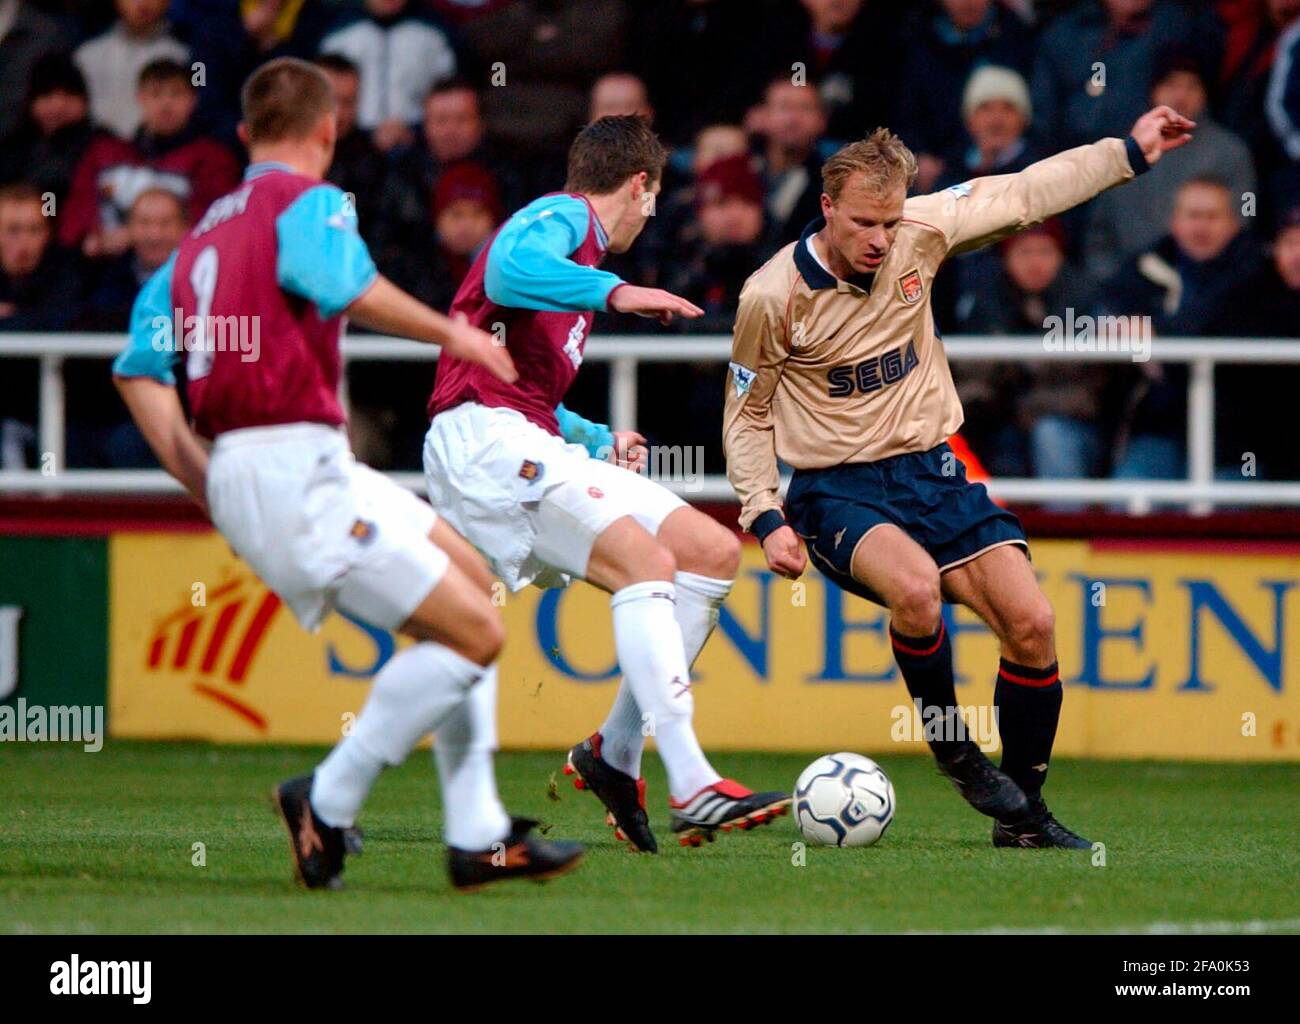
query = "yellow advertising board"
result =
(109, 532, 1300, 760)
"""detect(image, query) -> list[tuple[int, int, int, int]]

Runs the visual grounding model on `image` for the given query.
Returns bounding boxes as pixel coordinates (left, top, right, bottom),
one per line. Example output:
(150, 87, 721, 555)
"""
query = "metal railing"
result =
(3, 332, 1300, 514)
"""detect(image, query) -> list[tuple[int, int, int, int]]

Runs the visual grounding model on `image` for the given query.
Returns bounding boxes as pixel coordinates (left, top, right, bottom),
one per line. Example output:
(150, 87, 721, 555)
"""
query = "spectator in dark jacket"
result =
(753, 77, 830, 250)
(767, 0, 908, 144)
(457, 0, 629, 159)
(896, 0, 1034, 193)
(663, 153, 768, 332)
(628, 0, 781, 146)
(955, 220, 1113, 480)
(1102, 176, 1264, 480)
(319, 0, 458, 153)
(172, 0, 333, 146)
(0, 183, 68, 465)
(1263, 3, 1300, 204)
(615, 121, 753, 302)
(1031, 0, 1222, 152)
(380, 79, 524, 257)
(1085, 52, 1257, 282)
(59, 58, 240, 259)
(315, 54, 388, 248)
(67, 187, 187, 469)
(1206, 204, 1300, 480)
(1214, 0, 1295, 187)
(0, 54, 94, 206)
(77, 186, 188, 330)
(0, 181, 81, 466)
(640, 153, 770, 473)
(1227, 204, 1300, 337)
(386, 160, 502, 311)
(0, 182, 80, 332)
(0, 1, 73, 145)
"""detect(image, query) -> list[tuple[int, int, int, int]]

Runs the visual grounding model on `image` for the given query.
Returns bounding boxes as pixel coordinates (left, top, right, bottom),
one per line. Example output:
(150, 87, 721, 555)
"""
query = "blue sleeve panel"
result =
(483, 194, 625, 312)
(112, 252, 179, 385)
(276, 183, 379, 318)
(555, 402, 615, 457)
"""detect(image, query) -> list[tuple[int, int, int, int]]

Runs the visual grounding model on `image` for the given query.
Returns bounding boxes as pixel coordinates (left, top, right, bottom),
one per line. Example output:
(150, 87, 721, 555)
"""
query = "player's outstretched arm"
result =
(607, 285, 704, 325)
(346, 275, 517, 384)
(114, 376, 210, 513)
(1127, 104, 1196, 166)
(937, 104, 1196, 257)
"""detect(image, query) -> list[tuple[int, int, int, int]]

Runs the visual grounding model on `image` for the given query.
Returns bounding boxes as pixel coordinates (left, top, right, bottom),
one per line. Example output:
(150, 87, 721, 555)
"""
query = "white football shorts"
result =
(207, 423, 446, 632)
(423, 402, 685, 591)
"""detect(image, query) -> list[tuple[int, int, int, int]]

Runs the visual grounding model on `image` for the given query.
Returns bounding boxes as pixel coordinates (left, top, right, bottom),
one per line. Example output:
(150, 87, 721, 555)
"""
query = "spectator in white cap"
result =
(937, 65, 1041, 190)
(933, 65, 1044, 330)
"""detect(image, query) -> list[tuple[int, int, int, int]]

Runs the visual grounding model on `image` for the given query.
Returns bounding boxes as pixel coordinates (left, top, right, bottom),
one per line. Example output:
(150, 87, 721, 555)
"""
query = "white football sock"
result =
(311, 642, 485, 828)
(600, 572, 732, 779)
(609, 580, 721, 801)
(434, 663, 511, 851)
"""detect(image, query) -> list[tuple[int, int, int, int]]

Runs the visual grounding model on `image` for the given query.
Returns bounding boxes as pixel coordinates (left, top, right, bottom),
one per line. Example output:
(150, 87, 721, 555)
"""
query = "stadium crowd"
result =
(1, 0, 1298, 482)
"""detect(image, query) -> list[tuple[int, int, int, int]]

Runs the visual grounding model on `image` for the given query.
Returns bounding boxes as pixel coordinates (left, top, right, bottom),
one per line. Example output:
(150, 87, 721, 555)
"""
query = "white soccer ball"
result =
(793, 752, 896, 847)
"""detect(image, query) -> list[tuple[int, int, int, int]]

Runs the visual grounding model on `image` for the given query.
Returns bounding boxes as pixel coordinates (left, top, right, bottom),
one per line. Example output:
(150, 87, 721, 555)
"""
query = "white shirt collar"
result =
(805, 233, 832, 274)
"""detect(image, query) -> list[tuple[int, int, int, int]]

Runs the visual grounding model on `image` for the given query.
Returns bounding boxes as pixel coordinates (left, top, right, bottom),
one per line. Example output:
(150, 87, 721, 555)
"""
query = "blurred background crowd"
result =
(1, 0, 1298, 483)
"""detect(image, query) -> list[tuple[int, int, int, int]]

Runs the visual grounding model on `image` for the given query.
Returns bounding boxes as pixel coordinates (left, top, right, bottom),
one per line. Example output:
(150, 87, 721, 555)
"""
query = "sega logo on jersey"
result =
(826, 339, 919, 398)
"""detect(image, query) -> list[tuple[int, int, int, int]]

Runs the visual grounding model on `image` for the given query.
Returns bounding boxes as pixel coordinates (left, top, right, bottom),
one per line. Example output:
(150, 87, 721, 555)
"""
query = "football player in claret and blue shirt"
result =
(423, 115, 792, 852)
(112, 57, 584, 893)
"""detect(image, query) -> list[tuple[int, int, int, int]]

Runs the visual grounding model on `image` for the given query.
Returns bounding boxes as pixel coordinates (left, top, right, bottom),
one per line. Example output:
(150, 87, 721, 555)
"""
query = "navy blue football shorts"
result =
(784, 442, 1028, 605)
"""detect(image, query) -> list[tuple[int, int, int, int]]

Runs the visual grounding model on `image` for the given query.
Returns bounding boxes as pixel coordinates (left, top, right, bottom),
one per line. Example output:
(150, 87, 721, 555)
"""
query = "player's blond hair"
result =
(821, 128, 918, 201)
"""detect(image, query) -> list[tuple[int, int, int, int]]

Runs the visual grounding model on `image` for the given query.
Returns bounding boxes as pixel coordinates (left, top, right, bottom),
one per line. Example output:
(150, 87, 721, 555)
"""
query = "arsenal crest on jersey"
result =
(897, 268, 924, 304)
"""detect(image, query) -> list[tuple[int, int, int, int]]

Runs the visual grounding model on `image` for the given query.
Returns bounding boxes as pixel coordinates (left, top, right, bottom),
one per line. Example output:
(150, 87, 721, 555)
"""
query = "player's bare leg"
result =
(567, 514, 788, 848)
(850, 526, 1029, 821)
(941, 545, 1090, 849)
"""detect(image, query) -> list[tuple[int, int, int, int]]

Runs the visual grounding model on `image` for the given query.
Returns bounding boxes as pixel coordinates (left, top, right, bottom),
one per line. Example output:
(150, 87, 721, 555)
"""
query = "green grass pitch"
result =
(3, 741, 1298, 934)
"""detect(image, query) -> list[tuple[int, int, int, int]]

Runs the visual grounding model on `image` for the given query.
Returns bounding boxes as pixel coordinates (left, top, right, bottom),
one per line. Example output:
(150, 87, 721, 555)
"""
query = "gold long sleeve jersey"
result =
(723, 137, 1142, 532)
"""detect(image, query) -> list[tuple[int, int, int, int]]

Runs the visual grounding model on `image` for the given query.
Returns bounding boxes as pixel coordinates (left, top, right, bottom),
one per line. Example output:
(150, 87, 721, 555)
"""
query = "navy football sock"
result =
(994, 659, 1063, 800)
(890, 621, 961, 761)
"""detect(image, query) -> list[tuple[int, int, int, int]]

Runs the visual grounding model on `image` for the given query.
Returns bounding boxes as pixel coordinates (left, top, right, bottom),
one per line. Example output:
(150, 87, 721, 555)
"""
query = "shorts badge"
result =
(518, 459, 543, 482)
(349, 518, 376, 544)
(897, 268, 923, 304)
(587, 486, 604, 499)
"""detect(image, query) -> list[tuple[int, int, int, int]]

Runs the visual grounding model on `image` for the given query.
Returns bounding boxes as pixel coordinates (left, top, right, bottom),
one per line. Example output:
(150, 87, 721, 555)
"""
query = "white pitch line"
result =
(904, 917, 1300, 936)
